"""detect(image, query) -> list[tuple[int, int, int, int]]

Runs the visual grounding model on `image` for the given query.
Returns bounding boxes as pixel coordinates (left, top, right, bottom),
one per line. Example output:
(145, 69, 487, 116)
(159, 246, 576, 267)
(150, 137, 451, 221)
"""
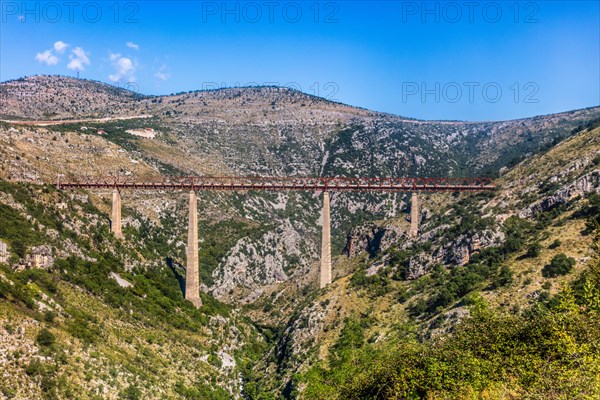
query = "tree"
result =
(11, 240, 26, 259)
(491, 265, 513, 288)
(526, 243, 542, 258)
(543, 253, 576, 278)
(120, 385, 141, 400)
(35, 328, 56, 347)
(549, 239, 561, 249)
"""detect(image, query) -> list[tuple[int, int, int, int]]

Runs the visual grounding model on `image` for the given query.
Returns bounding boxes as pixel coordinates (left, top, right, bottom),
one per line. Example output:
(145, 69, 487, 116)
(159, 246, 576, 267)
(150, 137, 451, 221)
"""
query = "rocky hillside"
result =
(0, 76, 146, 120)
(2, 76, 599, 178)
(248, 124, 600, 398)
(0, 75, 599, 398)
(2, 76, 599, 306)
(0, 179, 265, 399)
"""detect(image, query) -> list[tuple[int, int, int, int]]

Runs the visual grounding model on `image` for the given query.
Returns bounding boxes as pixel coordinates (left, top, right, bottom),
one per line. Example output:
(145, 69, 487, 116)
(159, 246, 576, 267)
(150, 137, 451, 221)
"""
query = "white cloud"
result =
(109, 53, 136, 82)
(67, 47, 90, 71)
(53, 41, 69, 54)
(126, 41, 139, 50)
(155, 71, 169, 81)
(35, 50, 59, 66)
(154, 64, 170, 81)
(71, 47, 90, 64)
(67, 59, 84, 71)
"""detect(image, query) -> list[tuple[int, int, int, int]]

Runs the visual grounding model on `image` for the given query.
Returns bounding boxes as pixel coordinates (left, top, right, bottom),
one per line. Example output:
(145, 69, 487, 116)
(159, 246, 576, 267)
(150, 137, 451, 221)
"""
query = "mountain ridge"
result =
(3, 75, 599, 124)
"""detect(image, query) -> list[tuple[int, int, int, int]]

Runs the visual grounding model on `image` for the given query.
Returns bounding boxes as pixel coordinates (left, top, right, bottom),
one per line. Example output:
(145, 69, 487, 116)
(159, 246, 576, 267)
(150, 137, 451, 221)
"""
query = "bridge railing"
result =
(56, 176, 496, 192)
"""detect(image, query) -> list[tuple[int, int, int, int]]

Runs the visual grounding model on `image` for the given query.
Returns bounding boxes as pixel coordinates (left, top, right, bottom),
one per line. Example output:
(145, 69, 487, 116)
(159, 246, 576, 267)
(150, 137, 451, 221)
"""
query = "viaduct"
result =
(58, 176, 496, 308)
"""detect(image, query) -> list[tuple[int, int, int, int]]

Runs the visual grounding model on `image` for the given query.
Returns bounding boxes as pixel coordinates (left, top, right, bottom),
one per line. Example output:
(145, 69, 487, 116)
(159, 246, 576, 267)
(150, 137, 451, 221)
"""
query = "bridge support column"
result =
(186, 190, 202, 308)
(410, 192, 419, 238)
(111, 189, 123, 239)
(320, 191, 332, 288)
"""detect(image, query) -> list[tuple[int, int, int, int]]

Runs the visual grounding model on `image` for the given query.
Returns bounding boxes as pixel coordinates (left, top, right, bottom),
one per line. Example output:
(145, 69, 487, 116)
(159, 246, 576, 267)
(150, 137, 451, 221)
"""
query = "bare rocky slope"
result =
(0, 75, 599, 398)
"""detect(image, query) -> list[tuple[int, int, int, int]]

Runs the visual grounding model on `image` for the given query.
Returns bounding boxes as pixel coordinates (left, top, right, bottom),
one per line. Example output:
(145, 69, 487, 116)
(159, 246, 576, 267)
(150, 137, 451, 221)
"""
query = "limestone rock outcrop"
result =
(519, 170, 600, 218)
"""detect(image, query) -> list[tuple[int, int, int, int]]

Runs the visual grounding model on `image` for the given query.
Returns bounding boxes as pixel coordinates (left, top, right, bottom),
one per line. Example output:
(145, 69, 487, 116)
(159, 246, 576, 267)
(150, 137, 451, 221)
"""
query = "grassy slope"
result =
(1, 284, 231, 399)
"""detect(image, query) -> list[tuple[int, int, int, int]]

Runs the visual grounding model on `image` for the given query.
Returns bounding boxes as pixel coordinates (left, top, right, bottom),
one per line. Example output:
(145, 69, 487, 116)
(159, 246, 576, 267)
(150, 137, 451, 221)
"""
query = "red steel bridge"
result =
(56, 175, 495, 308)
(56, 176, 496, 192)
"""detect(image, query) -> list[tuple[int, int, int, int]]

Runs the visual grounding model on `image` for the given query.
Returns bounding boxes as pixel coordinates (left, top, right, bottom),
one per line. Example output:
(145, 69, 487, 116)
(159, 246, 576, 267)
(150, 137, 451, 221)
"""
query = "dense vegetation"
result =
(303, 284, 600, 399)
(302, 242, 600, 399)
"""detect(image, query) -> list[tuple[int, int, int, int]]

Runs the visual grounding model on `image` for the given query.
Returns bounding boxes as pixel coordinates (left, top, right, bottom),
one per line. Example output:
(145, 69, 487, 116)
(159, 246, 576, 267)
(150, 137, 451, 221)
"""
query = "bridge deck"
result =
(57, 176, 496, 192)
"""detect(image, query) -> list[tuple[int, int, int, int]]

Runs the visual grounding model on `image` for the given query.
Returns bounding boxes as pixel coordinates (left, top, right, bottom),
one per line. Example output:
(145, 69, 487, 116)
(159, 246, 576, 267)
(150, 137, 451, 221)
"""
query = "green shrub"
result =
(549, 239, 561, 249)
(120, 385, 141, 400)
(423, 265, 485, 315)
(0, 203, 39, 252)
(542, 253, 576, 278)
(429, 288, 456, 311)
(526, 243, 542, 258)
(25, 361, 45, 376)
(36, 328, 56, 347)
(350, 266, 392, 297)
(0, 268, 36, 309)
(542, 281, 552, 290)
(396, 287, 409, 303)
(44, 311, 56, 323)
(66, 312, 101, 345)
(409, 298, 427, 317)
(490, 265, 513, 289)
(584, 194, 600, 229)
(25, 360, 56, 377)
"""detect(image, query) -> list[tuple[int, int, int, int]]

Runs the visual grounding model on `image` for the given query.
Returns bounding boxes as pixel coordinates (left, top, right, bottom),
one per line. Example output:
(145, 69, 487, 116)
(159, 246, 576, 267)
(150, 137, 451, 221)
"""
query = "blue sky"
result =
(1, 1, 598, 121)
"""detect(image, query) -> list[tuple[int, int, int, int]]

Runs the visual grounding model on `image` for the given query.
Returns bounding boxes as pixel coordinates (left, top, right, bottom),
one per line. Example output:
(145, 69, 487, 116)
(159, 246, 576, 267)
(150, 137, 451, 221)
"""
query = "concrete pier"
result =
(186, 190, 202, 308)
(0, 241, 8, 264)
(320, 191, 332, 288)
(111, 189, 123, 239)
(410, 192, 419, 238)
